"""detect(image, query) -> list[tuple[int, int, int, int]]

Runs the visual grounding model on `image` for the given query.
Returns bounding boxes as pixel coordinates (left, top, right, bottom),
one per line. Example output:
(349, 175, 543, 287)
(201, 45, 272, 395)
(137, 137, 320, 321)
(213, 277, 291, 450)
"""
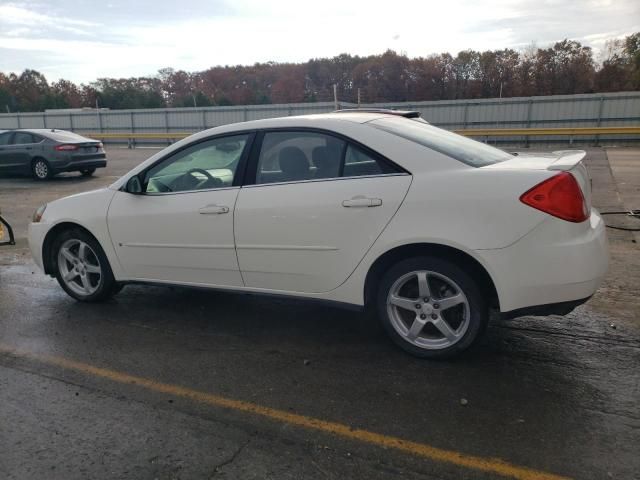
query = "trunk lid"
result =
(72, 141, 103, 154)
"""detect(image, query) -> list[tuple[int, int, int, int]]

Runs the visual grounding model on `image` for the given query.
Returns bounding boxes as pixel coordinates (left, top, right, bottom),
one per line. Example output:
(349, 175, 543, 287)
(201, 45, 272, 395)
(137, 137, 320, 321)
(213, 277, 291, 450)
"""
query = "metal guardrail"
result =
(88, 132, 191, 148)
(453, 127, 640, 136)
(90, 132, 192, 140)
(86, 126, 640, 148)
(87, 126, 640, 139)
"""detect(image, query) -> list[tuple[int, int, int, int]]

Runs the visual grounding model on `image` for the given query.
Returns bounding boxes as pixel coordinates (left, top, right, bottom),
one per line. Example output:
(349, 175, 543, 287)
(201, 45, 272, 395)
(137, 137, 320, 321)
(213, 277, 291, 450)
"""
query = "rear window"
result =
(371, 117, 512, 167)
(45, 130, 92, 142)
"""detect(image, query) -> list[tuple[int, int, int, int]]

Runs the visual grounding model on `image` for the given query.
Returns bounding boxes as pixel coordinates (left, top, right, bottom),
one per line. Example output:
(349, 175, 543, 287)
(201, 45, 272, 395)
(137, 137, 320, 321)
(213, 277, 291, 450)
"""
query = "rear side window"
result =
(12, 132, 35, 145)
(371, 117, 512, 167)
(0, 132, 11, 145)
(254, 131, 400, 185)
(344, 145, 395, 177)
(256, 131, 344, 184)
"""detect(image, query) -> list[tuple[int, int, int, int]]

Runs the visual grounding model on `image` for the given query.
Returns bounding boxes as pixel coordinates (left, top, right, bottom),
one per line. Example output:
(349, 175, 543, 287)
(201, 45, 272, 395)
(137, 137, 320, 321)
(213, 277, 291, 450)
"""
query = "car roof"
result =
(286, 111, 415, 124)
(14, 128, 94, 142)
(196, 111, 416, 136)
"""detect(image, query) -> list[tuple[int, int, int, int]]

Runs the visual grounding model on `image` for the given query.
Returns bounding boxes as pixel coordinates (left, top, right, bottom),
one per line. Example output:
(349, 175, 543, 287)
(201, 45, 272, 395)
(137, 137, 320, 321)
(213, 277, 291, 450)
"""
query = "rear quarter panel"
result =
(378, 167, 552, 250)
(324, 165, 554, 306)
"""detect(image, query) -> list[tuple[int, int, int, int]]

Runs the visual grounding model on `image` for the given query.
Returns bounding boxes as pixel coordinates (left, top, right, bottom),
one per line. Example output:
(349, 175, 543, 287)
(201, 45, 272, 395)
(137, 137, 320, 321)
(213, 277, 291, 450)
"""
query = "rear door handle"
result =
(342, 196, 383, 208)
(199, 205, 229, 214)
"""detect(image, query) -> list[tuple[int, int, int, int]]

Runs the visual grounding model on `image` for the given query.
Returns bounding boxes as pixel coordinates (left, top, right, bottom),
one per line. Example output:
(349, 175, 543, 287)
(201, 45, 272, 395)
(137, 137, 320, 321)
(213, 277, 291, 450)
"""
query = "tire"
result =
(376, 256, 488, 359)
(32, 158, 52, 180)
(51, 228, 119, 302)
(81, 168, 96, 177)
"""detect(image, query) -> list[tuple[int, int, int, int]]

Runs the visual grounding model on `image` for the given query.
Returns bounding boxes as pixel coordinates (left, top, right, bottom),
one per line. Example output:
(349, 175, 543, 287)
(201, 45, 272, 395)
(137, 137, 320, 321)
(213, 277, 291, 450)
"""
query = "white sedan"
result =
(28, 110, 609, 358)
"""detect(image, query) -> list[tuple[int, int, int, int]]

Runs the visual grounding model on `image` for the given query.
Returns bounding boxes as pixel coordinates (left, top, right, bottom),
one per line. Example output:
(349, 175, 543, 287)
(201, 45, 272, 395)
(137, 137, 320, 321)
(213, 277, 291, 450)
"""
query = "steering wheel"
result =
(171, 168, 222, 191)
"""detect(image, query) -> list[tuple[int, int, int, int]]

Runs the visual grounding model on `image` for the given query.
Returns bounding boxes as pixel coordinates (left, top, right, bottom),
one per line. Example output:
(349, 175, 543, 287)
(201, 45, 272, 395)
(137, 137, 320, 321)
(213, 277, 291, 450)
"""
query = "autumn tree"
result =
(12, 69, 51, 111)
(50, 79, 83, 108)
(534, 40, 595, 95)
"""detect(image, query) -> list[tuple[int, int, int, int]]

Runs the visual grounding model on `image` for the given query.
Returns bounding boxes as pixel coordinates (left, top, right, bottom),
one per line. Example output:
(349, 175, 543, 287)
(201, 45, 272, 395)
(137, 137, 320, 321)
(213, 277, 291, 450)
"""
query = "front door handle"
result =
(199, 205, 229, 214)
(342, 196, 383, 208)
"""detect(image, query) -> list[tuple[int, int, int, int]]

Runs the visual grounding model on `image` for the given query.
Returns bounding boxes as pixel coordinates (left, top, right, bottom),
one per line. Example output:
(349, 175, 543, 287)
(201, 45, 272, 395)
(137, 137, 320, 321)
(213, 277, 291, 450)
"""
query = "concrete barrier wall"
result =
(1, 92, 639, 146)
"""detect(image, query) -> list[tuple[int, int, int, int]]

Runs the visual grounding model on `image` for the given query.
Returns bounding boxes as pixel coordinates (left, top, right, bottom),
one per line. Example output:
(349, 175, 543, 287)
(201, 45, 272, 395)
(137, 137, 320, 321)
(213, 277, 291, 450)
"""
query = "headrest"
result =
(279, 146, 309, 176)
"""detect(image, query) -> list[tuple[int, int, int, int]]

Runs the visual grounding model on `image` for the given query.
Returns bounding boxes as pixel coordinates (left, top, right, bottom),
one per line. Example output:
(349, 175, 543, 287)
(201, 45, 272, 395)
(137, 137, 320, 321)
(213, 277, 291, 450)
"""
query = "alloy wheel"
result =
(57, 239, 103, 297)
(386, 270, 470, 350)
(34, 160, 49, 179)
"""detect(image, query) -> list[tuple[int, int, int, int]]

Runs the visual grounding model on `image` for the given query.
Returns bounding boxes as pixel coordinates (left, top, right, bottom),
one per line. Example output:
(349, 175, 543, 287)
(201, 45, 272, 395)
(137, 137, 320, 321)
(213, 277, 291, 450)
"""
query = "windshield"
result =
(371, 117, 512, 167)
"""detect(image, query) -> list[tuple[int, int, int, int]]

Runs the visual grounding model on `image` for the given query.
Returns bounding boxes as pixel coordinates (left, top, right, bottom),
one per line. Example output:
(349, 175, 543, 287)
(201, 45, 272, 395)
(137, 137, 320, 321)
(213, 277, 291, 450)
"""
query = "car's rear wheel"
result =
(81, 168, 96, 177)
(52, 228, 119, 302)
(377, 256, 488, 359)
(32, 158, 52, 180)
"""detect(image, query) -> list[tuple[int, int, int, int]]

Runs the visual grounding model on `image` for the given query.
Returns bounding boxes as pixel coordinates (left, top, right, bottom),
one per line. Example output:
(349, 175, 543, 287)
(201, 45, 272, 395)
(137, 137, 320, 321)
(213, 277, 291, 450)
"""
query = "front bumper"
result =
(477, 209, 609, 314)
(28, 222, 48, 271)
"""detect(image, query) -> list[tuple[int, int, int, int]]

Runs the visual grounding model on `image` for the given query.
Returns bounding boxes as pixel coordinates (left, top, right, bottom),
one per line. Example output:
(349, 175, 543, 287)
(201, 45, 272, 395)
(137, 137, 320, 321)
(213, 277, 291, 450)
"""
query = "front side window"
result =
(254, 131, 399, 185)
(143, 134, 249, 193)
(0, 132, 11, 146)
(371, 117, 512, 167)
(12, 132, 34, 145)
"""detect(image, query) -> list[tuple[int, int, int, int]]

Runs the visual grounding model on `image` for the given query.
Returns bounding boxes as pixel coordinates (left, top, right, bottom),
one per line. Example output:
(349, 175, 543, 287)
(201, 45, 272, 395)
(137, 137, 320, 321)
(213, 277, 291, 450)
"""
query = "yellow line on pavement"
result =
(0, 345, 570, 480)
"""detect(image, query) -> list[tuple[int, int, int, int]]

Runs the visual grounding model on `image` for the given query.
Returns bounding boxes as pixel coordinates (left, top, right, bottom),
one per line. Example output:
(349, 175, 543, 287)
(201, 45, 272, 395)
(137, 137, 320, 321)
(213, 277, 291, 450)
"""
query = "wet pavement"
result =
(1, 148, 639, 480)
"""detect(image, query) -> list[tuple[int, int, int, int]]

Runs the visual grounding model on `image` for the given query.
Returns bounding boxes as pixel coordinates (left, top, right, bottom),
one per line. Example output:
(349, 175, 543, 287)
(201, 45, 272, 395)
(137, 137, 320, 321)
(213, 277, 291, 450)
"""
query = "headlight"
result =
(32, 204, 47, 223)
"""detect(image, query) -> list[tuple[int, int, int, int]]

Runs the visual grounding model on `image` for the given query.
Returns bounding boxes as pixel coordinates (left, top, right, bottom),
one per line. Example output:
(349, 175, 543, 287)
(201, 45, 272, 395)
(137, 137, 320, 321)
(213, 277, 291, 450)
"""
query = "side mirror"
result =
(126, 175, 143, 194)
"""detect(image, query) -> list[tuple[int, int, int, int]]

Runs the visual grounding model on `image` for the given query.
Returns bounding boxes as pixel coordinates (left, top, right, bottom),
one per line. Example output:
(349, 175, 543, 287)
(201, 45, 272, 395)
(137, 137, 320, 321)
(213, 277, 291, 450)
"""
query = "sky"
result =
(0, 0, 639, 84)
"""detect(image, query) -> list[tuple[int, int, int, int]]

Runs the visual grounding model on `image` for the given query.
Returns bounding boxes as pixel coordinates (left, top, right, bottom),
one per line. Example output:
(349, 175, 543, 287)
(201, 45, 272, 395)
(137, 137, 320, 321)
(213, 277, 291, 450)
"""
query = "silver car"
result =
(0, 129, 106, 180)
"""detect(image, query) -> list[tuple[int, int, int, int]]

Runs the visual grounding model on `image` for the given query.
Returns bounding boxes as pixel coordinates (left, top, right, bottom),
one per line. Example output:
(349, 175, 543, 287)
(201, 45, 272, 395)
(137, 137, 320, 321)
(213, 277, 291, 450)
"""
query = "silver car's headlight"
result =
(32, 204, 47, 223)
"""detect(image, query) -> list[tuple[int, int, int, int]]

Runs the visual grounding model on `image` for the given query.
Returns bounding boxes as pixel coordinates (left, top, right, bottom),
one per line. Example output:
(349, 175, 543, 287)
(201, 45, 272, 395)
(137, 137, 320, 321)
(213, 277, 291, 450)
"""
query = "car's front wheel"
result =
(52, 228, 119, 302)
(377, 257, 488, 359)
(32, 158, 52, 180)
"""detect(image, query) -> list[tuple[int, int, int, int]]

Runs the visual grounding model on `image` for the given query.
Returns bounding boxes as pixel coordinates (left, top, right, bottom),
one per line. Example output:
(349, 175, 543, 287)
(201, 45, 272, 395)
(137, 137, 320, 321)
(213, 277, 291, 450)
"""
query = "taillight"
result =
(55, 144, 78, 151)
(520, 172, 589, 223)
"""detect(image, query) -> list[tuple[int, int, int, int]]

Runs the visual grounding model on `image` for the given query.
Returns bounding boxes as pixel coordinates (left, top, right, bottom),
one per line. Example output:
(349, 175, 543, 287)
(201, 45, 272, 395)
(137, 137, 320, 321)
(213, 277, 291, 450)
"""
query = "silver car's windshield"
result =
(371, 117, 512, 167)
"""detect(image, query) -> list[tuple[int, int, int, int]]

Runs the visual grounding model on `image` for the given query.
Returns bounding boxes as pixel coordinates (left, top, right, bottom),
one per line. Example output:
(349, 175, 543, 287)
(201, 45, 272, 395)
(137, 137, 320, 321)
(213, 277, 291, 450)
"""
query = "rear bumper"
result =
(54, 159, 107, 173)
(477, 209, 609, 314)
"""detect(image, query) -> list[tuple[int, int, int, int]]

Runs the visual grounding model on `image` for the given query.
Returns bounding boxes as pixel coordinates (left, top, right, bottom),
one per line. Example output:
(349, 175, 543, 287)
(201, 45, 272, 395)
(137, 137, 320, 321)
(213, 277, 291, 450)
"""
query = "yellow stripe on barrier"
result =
(82, 126, 640, 141)
(89, 132, 192, 140)
(454, 126, 640, 136)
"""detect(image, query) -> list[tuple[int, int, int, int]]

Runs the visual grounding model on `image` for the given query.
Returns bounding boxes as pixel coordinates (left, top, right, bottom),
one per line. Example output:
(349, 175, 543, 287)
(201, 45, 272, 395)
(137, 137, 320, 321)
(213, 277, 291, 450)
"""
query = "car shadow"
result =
(0, 172, 98, 183)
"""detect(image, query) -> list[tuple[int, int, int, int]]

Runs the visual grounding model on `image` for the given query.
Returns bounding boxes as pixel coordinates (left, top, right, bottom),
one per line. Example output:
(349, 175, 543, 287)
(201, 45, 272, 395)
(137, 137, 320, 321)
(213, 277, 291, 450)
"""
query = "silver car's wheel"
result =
(387, 270, 470, 350)
(57, 239, 103, 297)
(32, 159, 51, 180)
